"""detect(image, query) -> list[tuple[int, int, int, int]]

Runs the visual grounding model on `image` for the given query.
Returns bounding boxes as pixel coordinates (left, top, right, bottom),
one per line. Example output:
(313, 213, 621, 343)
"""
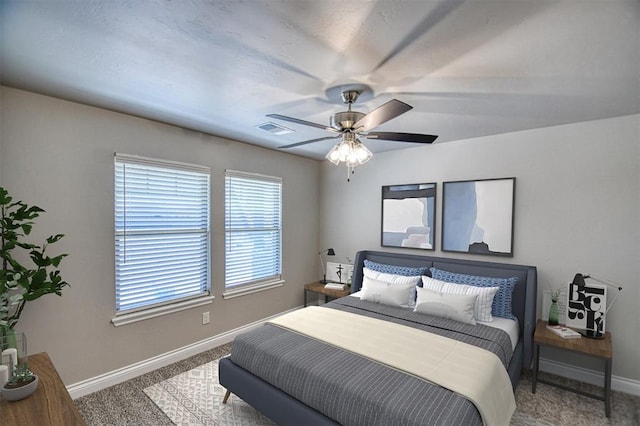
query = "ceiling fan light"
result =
(324, 134, 372, 179)
(337, 140, 351, 158)
(325, 144, 342, 165)
(346, 158, 359, 168)
(353, 142, 372, 164)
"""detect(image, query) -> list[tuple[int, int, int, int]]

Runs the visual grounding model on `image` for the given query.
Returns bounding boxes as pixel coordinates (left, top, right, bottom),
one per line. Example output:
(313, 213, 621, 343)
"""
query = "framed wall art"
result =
(381, 183, 436, 250)
(441, 177, 515, 256)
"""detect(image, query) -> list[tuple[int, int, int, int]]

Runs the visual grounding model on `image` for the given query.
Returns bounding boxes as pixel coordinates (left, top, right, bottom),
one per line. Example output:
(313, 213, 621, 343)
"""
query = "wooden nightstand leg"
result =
(605, 358, 612, 417)
(532, 343, 539, 393)
(304, 289, 308, 307)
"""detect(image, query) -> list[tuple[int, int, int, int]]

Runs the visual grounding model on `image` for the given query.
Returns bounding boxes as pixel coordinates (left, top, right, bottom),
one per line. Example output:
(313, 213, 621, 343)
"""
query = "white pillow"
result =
(414, 287, 477, 325)
(360, 276, 416, 307)
(421, 276, 499, 321)
(363, 268, 422, 306)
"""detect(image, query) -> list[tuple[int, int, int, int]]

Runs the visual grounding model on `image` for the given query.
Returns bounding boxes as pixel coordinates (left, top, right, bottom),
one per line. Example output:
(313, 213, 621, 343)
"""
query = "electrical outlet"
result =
(202, 311, 210, 325)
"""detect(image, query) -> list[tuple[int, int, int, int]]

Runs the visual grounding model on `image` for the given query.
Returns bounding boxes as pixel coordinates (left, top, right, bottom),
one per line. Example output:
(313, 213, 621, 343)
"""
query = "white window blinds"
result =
(114, 154, 210, 313)
(225, 170, 282, 289)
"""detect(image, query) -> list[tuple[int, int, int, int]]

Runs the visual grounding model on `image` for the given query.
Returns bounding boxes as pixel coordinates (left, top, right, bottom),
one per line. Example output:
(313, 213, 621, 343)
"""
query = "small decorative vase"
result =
(548, 299, 559, 326)
(1, 374, 38, 401)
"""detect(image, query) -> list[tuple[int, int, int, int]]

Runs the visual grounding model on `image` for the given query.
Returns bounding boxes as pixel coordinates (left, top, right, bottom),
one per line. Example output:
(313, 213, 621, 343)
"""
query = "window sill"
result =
(223, 280, 284, 300)
(111, 295, 215, 327)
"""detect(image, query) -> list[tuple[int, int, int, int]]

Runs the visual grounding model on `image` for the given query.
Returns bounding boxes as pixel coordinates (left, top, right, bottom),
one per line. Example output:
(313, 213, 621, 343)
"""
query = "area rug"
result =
(144, 358, 274, 426)
(145, 357, 551, 426)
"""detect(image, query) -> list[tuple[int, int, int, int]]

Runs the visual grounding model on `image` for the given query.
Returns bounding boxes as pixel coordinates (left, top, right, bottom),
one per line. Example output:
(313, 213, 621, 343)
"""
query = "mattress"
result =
(230, 297, 514, 426)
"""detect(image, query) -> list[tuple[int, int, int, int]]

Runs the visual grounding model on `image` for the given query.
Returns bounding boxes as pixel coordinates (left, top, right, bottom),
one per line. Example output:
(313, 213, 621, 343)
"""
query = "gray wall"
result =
(319, 114, 640, 381)
(0, 86, 321, 384)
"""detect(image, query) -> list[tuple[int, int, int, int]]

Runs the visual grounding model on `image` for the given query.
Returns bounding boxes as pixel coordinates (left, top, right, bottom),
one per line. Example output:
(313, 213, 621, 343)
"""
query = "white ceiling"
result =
(1, 1, 638, 160)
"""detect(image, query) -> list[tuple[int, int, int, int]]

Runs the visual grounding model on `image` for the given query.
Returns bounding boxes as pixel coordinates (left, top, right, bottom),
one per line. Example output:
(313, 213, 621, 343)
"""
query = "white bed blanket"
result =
(268, 306, 516, 426)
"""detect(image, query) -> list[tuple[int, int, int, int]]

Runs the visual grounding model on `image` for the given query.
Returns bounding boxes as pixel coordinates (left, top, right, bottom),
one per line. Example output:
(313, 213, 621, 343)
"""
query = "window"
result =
(113, 154, 211, 326)
(224, 170, 282, 298)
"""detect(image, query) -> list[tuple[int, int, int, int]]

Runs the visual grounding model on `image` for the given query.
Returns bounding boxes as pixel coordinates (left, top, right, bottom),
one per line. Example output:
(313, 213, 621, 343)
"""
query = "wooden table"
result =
(532, 319, 613, 417)
(304, 282, 350, 307)
(1, 352, 85, 425)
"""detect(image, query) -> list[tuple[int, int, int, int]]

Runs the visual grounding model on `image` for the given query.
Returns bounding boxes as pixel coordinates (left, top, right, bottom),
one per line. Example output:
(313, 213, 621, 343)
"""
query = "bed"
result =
(219, 250, 537, 425)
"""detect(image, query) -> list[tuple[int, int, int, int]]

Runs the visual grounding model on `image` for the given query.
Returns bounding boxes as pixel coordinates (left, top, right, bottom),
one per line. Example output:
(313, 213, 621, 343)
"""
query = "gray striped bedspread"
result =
(230, 297, 514, 426)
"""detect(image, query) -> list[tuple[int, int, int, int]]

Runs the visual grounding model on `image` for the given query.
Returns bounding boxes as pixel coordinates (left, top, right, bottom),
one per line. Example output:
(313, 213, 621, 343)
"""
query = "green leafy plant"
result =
(4, 363, 35, 389)
(0, 187, 68, 335)
(550, 286, 564, 302)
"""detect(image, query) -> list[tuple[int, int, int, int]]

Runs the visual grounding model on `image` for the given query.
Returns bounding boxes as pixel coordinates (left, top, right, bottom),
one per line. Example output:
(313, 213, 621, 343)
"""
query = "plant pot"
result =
(548, 299, 559, 326)
(1, 374, 38, 401)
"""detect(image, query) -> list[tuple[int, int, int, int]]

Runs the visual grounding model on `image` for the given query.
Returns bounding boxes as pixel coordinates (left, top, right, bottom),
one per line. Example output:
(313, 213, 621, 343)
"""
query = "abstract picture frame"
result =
(381, 183, 436, 250)
(441, 177, 515, 256)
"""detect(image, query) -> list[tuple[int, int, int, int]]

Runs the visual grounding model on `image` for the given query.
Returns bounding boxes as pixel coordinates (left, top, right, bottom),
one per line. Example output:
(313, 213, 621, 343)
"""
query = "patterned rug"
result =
(145, 357, 557, 426)
(144, 358, 274, 426)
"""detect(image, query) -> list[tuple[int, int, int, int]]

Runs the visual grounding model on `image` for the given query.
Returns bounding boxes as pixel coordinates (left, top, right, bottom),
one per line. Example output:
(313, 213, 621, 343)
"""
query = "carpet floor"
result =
(74, 343, 640, 425)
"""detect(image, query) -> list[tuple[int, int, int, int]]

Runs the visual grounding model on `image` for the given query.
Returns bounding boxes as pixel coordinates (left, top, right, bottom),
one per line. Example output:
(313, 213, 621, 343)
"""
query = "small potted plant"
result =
(3, 364, 38, 397)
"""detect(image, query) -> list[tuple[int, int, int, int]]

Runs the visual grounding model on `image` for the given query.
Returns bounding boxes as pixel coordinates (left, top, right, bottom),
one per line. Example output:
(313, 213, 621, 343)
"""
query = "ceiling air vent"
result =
(256, 122, 294, 135)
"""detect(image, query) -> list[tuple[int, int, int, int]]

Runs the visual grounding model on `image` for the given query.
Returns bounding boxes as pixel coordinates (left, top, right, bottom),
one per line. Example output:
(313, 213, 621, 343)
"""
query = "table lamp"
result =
(318, 248, 335, 283)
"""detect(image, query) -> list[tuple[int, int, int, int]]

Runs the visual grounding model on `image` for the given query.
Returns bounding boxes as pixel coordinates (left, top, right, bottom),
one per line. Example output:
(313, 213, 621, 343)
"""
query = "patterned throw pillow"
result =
(429, 267, 518, 320)
(363, 259, 428, 277)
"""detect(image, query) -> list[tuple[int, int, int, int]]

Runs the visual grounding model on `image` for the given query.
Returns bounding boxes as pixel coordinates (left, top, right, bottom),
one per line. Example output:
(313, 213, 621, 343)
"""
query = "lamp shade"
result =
(325, 144, 343, 165)
(572, 273, 587, 287)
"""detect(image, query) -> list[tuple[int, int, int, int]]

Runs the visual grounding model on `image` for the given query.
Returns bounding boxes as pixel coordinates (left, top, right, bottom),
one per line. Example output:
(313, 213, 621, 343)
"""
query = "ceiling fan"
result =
(269, 90, 438, 149)
(266, 87, 438, 179)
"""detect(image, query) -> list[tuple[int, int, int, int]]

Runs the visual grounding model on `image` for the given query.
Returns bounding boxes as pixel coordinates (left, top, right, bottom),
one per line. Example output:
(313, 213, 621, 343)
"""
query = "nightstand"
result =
(303, 282, 350, 307)
(532, 319, 613, 417)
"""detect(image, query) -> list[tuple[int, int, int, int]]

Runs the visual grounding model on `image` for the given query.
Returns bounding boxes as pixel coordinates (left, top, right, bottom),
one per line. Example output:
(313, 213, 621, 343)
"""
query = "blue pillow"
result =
(364, 259, 428, 277)
(429, 267, 518, 320)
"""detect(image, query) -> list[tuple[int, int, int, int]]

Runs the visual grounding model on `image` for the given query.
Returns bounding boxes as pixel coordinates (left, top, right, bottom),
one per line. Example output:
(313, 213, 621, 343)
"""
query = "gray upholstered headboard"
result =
(351, 250, 537, 383)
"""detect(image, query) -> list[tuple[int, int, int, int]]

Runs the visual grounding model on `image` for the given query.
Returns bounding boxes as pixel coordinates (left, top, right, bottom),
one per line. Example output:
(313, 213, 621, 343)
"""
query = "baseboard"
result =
(67, 306, 301, 399)
(539, 357, 640, 396)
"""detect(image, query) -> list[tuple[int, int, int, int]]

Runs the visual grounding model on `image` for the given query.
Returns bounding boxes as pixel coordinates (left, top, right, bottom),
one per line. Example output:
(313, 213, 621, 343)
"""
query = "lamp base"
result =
(577, 329, 606, 339)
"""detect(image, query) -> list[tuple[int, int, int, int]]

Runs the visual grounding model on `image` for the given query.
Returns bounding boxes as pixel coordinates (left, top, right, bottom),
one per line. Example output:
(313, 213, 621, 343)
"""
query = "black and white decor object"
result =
(566, 273, 623, 339)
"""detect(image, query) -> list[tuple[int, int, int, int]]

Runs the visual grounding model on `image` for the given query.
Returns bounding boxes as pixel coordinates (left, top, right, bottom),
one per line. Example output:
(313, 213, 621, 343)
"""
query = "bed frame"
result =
(219, 250, 537, 425)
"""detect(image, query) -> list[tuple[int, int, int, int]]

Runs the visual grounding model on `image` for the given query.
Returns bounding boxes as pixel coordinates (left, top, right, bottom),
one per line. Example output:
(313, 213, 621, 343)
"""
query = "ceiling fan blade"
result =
(266, 113, 332, 132)
(353, 99, 413, 132)
(278, 135, 341, 149)
(365, 131, 438, 144)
